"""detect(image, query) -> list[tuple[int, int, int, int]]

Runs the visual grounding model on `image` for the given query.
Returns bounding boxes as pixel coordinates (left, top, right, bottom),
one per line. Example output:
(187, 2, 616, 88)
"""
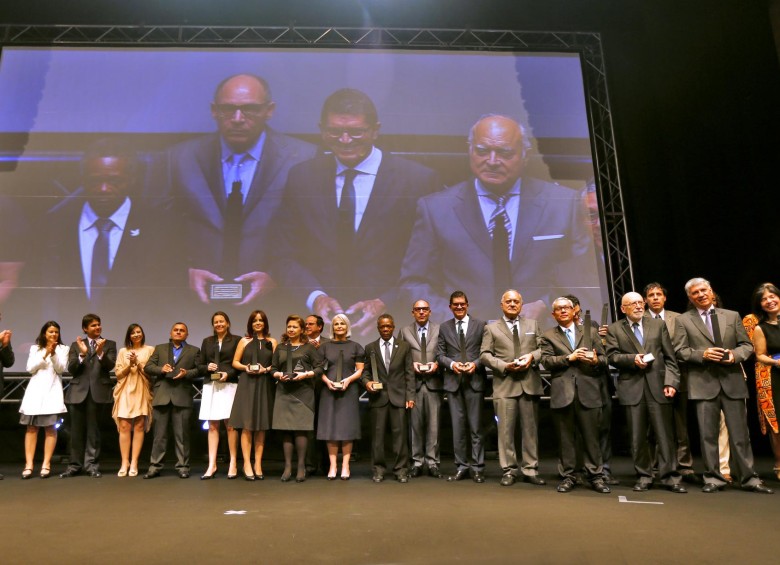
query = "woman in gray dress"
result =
(317, 313, 364, 480)
(271, 314, 322, 482)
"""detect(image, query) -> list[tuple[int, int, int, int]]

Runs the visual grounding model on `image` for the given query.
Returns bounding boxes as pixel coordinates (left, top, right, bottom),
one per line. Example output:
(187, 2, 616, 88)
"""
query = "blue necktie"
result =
(632, 322, 643, 346)
(565, 328, 575, 349)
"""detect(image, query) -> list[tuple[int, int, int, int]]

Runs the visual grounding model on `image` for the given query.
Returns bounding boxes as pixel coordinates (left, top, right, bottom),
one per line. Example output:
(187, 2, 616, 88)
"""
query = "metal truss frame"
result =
(0, 23, 632, 315)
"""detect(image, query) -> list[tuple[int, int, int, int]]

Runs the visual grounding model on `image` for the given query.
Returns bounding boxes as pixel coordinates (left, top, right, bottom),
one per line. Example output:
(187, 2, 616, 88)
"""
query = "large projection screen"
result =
(0, 44, 612, 365)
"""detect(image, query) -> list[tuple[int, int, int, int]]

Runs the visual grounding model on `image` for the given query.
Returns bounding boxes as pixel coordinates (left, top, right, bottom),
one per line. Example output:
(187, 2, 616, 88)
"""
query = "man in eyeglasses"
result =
(400, 114, 600, 322)
(165, 73, 317, 307)
(271, 88, 442, 336)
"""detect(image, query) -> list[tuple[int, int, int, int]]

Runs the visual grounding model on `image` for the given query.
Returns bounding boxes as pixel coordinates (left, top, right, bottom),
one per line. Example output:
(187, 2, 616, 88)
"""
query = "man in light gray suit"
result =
(398, 299, 443, 478)
(165, 73, 317, 306)
(606, 292, 686, 493)
(481, 289, 545, 486)
(644, 281, 698, 483)
(673, 277, 772, 494)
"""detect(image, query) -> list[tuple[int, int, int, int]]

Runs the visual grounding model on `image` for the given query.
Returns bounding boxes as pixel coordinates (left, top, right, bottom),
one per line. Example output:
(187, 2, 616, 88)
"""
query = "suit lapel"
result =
(356, 154, 394, 240)
(690, 310, 715, 344)
(621, 319, 644, 353)
(196, 136, 227, 214)
(453, 183, 492, 260)
(244, 131, 283, 216)
(556, 326, 575, 352)
(511, 178, 546, 267)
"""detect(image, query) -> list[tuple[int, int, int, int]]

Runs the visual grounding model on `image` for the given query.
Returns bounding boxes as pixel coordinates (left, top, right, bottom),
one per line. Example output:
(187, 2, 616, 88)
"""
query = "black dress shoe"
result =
(746, 482, 774, 494)
(143, 470, 160, 479)
(523, 475, 546, 486)
(372, 474, 384, 483)
(500, 474, 516, 487)
(557, 478, 575, 493)
(633, 481, 651, 492)
(591, 479, 611, 493)
(447, 469, 469, 482)
(409, 466, 422, 478)
(666, 484, 688, 494)
(397, 474, 409, 484)
(59, 469, 81, 479)
(428, 466, 443, 479)
(681, 473, 702, 485)
(701, 482, 723, 493)
(178, 471, 190, 479)
(89, 470, 102, 478)
(472, 472, 485, 483)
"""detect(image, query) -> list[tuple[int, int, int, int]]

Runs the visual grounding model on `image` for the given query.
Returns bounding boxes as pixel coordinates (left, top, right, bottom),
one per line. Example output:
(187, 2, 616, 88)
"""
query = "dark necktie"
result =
(632, 322, 643, 346)
(222, 154, 245, 277)
(338, 169, 358, 278)
(488, 194, 511, 291)
(457, 321, 467, 363)
(709, 310, 723, 347)
(91, 218, 113, 300)
(512, 322, 521, 359)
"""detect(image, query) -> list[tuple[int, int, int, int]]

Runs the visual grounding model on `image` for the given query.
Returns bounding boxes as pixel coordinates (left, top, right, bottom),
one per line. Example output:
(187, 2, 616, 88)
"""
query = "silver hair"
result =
(551, 296, 574, 310)
(329, 313, 352, 339)
(684, 277, 711, 295)
(467, 114, 532, 157)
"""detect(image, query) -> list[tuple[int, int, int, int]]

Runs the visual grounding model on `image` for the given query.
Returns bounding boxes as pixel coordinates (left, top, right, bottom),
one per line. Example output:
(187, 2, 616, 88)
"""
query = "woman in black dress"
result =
(230, 310, 277, 480)
(749, 282, 780, 479)
(317, 313, 364, 480)
(271, 314, 322, 482)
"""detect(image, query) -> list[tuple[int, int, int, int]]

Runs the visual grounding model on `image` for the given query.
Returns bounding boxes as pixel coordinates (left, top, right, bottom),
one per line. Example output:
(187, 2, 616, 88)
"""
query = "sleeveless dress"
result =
(229, 337, 275, 431)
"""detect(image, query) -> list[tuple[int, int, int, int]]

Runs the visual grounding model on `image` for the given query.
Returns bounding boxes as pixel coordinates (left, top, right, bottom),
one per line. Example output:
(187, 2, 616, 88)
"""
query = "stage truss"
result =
(0, 23, 633, 321)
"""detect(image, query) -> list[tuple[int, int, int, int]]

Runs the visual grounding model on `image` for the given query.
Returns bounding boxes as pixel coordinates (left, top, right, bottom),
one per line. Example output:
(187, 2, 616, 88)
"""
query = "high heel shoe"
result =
(201, 470, 217, 480)
(243, 469, 255, 481)
(40, 467, 51, 479)
(22, 468, 33, 480)
(117, 468, 128, 478)
(327, 468, 337, 481)
(773, 467, 780, 481)
(128, 468, 138, 477)
(281, 470, 292, 482)
(296, 470, 307, 483)
(341, 470, 350, 481)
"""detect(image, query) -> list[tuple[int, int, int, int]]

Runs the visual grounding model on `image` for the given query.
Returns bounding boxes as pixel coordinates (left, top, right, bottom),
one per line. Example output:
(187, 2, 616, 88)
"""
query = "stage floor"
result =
(1, 456, 777, 564)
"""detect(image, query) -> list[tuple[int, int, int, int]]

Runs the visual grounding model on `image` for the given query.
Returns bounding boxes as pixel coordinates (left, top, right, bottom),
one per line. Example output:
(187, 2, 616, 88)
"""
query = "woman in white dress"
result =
(19, 321, 69, 479)
(198, 312, 240, 479)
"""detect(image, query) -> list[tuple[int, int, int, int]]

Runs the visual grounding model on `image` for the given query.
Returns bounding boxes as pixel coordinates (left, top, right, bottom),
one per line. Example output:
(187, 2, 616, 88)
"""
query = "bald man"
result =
(400, 114, 600, 321)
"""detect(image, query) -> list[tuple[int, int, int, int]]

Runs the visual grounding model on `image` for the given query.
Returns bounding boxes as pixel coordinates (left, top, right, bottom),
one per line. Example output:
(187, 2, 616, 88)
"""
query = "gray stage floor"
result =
(1, 456, 777, 564)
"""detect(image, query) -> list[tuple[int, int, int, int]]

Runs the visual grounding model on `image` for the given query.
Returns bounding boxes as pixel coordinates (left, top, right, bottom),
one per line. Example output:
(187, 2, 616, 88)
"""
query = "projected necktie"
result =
(91, 218, 114, 301)
(222, 154, 245, 277)
(488, 195, 511, 290)
(337, 169, 358, 278)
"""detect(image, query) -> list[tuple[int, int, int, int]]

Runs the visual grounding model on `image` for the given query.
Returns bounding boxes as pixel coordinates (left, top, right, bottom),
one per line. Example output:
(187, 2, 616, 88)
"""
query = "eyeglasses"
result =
(213, 103, 271, 119)
(470, 144, 519, 160)
(450, 303, 468, 309)
(623, 300, 645, 308)
(553, 305, 573, 312)
(321, 127, 372, 140)
(413, 307, 430, 312)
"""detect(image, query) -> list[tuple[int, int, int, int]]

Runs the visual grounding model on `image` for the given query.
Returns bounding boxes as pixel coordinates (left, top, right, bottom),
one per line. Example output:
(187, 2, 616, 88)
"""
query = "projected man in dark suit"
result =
(360, 314, 415, 483)
(672, 277, 773, 494)
(540, 296, 610, 494)
(605, 292, 686, 493)
(271, 88, 442, 334)
(166, 73, 317, 305)
(436, 291, 487, 483)
(400, 114, 599, 321)
(480, 289, 545, 486)
(144, 322, 201, 479)
(60, 313, 117, 478)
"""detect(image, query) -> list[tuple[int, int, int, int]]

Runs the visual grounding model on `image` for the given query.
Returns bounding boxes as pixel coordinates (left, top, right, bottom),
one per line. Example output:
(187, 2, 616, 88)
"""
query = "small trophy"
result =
(248, 335, 261, 372)
(332, 350, 344, 390)
(283, 343, 297, 380)
(418, 332, 432, 373)
(583, 310, 594, 360)
(248, 363, 261, 372)
(369, 350, 384, 390)
(210, 348, 221, 380)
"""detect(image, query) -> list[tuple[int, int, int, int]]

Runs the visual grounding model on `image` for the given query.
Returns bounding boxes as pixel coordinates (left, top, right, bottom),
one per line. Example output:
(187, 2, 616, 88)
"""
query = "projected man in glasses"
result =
(165, 73, 317, 306)
(400, 114, 599, 321)
(271, 88, 442, 335)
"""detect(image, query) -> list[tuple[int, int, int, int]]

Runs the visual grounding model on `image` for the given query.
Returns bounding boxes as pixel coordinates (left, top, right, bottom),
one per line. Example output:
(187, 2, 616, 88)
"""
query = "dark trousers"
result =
(369, 404, 409, 477)
(554, 396, 603, 481)
(493, 394, 539, 476)
(149, 403, 192, 473)
(448, 386, 484, 472)
(66, 394, 104, 473)
(410, 385, 442, 468)
(598, 374, 613, 471)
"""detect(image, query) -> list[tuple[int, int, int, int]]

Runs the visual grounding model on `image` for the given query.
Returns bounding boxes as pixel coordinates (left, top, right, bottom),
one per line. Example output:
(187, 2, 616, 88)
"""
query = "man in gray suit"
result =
(644, 281, 699, 483)
(144, 322, 201, 479)
(61, 313, 117, 478)
(165, 73, 316, 306)
(606, 292, 686, 493)
(400, 114, 599, 321)
(481, 289, 545, 486)
(672, 277, 773, 494)
(398, 299, 443, 478)
(540, 296, 610, 494)
(436, 291, 487, 483)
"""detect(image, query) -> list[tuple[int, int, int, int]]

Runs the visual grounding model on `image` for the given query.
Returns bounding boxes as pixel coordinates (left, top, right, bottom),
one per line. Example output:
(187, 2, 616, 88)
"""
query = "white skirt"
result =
(199, 381, 238, 421)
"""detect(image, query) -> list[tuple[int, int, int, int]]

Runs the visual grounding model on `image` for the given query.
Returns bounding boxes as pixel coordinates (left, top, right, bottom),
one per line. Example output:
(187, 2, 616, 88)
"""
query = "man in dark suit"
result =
(672, 277, 773, 494)
(165, 73, 317, 306)
(606, 292, 686, 493)
(398, 299, 443, 478)
(0, 313, 12, 480)
(61, 313, 117, 478)
(644, 281, 699, 483)
(436, 291, 487, 483)
(144, 322, 201, 479)
(304, 314, 329, 475)
(360, 314, 415, 483)
(400, 114, 600, 322)
(271, 88, 442, 335)
(540, 296, 610, 494)
(481, 289, 545, 486)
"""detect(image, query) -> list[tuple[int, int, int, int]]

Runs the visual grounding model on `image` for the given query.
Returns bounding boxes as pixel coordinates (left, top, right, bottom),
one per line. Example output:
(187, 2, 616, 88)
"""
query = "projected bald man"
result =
(165, 73, 317, 306)
(400, 114, 599, 321)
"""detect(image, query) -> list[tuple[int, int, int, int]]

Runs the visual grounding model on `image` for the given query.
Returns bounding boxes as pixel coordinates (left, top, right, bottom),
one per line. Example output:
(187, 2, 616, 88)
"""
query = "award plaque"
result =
(210, 373, 221, 381)
(248, 364, 261, 372)
(209, 283, 243, 301)
(333, 350, 344, 390)
(582, 310, 594, 359)
(418, 363, 433, 373)
(641, 353, 655, 364)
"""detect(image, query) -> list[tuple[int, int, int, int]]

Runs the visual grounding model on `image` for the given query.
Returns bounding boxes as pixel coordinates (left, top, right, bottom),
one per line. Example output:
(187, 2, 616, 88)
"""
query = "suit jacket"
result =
(360, 339, 414, 409)
(165, 129, 317, 277)
(398, 322, 443, 391)
(65, 338, 117, 404)
(0, 341, 15, 397)
(672, 308, 753, 401)
(605, 317, 680, 405)
(145, 341, 201, 407)
(399, 178, 600, 320)
(197, 334, 240, 383)
(436, 316, 487, 393)
(271, 152, 441, 311)
(480, 317, 543, 399)
(540, 324, 607, 409)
